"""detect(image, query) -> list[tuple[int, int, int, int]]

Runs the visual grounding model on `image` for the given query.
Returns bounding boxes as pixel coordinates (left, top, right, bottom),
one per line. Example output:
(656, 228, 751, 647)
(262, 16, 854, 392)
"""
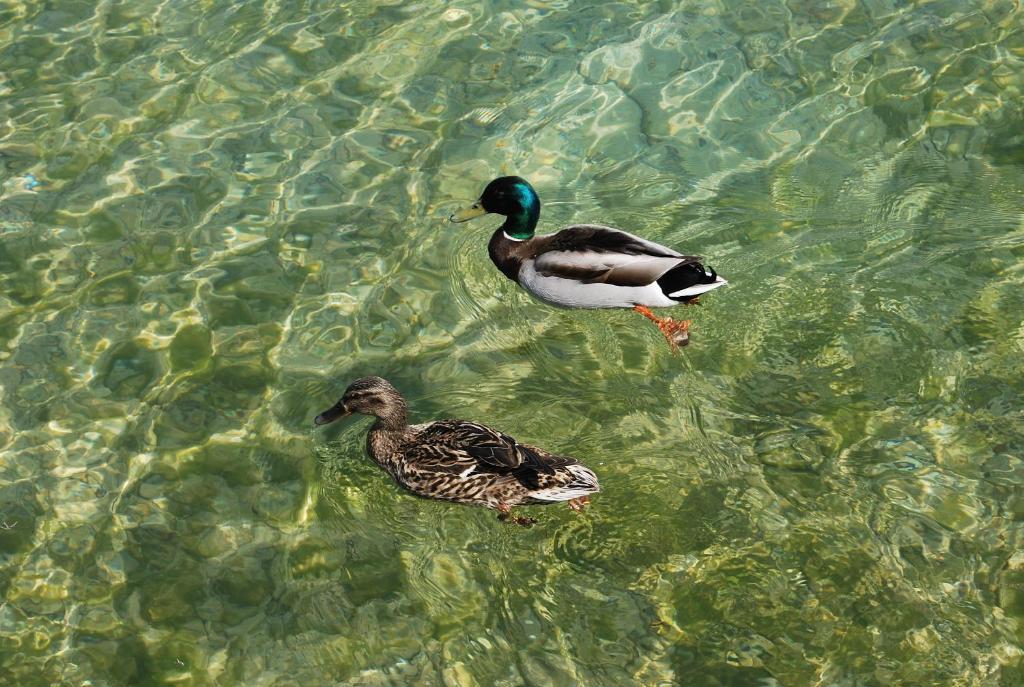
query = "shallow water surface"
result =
(2, 0, 1024, 685)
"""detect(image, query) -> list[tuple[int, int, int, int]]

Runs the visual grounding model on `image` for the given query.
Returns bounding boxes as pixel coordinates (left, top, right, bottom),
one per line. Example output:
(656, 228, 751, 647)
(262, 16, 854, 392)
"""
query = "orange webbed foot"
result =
(567, 496, 591, 513)
(497, 503, 536, 527)
(633, 305, 691, 351)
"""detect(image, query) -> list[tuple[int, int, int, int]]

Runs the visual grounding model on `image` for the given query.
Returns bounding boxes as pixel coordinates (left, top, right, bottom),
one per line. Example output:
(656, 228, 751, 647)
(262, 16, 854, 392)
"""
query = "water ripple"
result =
(2, 0, 1024, 684)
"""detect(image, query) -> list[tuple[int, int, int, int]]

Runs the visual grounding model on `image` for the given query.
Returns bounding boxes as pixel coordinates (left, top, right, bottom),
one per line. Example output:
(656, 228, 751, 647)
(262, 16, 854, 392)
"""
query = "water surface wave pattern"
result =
(1, 1, 1024, 685)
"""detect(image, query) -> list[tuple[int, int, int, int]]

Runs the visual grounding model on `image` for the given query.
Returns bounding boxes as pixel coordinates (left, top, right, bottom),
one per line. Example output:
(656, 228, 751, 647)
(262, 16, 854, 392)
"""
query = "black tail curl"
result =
(657, 262, 718, 302)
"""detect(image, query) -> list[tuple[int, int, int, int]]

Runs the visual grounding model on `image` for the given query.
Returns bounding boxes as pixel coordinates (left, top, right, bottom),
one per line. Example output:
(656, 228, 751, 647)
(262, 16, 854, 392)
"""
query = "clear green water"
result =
(1, 0, 1024, 684)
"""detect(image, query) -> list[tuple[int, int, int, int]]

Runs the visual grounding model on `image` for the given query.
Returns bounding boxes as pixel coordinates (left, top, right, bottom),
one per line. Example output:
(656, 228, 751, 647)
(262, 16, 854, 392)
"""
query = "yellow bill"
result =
(449, 202, 488, 223)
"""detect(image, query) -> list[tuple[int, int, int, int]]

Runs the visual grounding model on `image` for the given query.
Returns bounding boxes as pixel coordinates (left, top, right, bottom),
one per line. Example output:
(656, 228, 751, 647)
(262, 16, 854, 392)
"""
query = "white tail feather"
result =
(669, 277, 727, 298)
(529, 464, 600, 502)
(529, 487, 597, 502)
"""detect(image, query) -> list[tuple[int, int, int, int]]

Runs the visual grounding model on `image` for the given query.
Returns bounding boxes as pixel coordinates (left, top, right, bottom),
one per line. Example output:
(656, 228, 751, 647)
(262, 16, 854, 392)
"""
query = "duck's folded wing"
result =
(416, 420, 523, 469)
(544, 224, 686, 258)
(533, 224, 703, 286)
(415, 420, 570, 475)
(533, 250, 702, 287)
(412, 421, 578, 490)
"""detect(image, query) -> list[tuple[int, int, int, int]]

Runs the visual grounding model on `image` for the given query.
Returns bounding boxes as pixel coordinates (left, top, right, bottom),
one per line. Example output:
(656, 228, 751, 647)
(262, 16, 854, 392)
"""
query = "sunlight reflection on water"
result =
(1, 0, 1023, 684)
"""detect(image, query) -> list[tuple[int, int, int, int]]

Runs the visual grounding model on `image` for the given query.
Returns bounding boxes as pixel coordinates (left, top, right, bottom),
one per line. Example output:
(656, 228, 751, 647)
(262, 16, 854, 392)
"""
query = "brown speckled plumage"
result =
(315, 377, 599, 522)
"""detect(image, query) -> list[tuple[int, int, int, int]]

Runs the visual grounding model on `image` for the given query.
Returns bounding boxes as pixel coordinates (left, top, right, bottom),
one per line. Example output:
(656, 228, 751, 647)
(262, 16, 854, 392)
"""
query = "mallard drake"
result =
(450, 176, 726, 348)
(314, 376, 599, 526)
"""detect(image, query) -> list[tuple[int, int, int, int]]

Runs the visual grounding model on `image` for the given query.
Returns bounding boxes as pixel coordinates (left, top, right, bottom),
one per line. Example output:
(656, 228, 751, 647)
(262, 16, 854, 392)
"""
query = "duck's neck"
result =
(500, 188, 540, 239)
(371, 399, 408, 432)
(500, 216, 536, 240)
(366, 401, 410, 470)
(489, 228, 526, 282)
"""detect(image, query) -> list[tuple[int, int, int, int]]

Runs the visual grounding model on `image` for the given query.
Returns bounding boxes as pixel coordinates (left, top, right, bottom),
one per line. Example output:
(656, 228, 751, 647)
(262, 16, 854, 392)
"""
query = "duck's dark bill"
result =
(314, 403, 349, 426)
(449, 203, 487, 223)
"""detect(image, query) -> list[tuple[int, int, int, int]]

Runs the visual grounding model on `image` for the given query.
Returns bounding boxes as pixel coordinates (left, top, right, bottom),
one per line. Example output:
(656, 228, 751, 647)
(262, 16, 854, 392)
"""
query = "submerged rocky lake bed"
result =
(1, 1, 1023, 685)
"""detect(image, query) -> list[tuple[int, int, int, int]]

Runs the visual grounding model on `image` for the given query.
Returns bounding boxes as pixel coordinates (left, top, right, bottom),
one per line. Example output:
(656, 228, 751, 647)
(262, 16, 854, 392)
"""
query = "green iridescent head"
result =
(449, 176, 541, 239)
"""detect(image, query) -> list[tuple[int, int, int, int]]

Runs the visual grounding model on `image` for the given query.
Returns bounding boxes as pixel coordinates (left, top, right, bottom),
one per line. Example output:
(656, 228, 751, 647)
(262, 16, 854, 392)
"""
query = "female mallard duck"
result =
(314, 376, 599, 526)
(450, 176, 726, 348)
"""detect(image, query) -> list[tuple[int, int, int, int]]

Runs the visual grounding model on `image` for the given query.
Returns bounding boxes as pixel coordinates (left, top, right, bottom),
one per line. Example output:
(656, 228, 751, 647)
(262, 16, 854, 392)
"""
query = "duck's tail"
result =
(658, 261, 728, 301)
(527, 463, 600, 503)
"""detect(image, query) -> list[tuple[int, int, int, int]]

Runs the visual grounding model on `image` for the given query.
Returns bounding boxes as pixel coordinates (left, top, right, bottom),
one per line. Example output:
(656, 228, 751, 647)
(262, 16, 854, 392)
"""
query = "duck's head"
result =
(449, 176, 540, 239)
(314, 376, 406, 426)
